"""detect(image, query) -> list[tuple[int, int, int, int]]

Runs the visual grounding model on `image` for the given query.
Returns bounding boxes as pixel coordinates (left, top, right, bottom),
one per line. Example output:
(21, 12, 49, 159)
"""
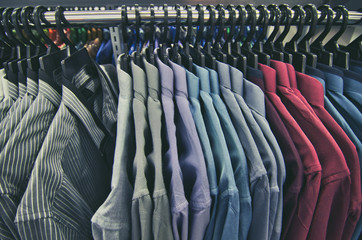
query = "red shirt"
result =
(271, 60, 351, 240)
(296, 71, 361, 240)
(248, 66, 304, 238)
(259, 63, 321, 240)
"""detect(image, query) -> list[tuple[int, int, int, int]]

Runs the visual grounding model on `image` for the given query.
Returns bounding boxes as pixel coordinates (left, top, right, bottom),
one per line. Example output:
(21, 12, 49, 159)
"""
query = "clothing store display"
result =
(0, 3, 360, 240)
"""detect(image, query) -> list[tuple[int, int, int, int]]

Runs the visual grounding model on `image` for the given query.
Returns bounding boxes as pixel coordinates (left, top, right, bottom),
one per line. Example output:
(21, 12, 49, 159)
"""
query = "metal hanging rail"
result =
(41, 6, 362, 26)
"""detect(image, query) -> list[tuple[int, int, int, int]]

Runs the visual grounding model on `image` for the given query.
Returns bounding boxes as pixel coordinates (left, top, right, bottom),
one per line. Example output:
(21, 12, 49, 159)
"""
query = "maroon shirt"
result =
(247, 66, 304, 238)
(271, 60, 351, 240)
(296, 71, 361, 240)
(258, 63, 321, 240)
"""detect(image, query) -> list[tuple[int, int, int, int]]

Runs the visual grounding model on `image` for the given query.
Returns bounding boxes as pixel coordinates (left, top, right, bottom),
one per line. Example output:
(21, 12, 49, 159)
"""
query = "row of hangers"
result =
(117, 4, 362, 74)
(0, 4, 361, 80)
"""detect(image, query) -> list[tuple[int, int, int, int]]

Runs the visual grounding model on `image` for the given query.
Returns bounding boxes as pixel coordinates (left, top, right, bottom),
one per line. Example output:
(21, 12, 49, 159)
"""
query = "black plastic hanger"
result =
(264, 4, 284, 61)
(204, 5, 216, 69)
(325, 5, 350, 69)
(11, 7, 31, 80)
(297, 4, 318, 68)
(120, 5, 130, 72)
(284, 5, 306, 73)
(55, 6, 76, 54)
(274, 4, 293, 64)
(144, 4, 155, 65)
(221, 5, 238, 68)
(341, 34, 362, 61)
(2, 8, 25, 59)
(33, 6, 59, 54)
(211, 4, 227, 63)
(252, 5, 271, 66)
(168, 4, 181, 65)
(310, 5, 334, 66)
(180, 5, 193, 71)
(0, 7, 15, 63)
(133, 4, 141, 66)
(21, 6, 46, 56)
(190, 4, 205, 67)
(21, 6, 46, 71)
(231, 5, 247, 74)
(159, 4, 169, 64)
(11, 7, 35, 58)
(241, 4, 258, 68)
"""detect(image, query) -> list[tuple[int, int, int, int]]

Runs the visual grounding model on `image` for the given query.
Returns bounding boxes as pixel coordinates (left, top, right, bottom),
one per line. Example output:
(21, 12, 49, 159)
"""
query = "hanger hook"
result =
(55, 6, 76, 51)
(243, 4, 257, 45)
(134, 4, 141, 48)
(195, 4, 204, 45)
(325, 5, 349, 48)
(275, 4, 292, 44)
(33, 6, 58, 50)
(148, 4, 155, 46)
(299, 4, 318, 45)
(2, 8, 21, 46)
(265, 4, 281, 45)
(225, 4, 236, 44)
(120, 5, 128, 53)
(162, 4, 168, 46)
(206, 5, 216, 44)
(256, 5, 270, 43)
(289, 5, 306, 43)
(214, 4, 225, 46)
(174, 4, 181, 44)
(11, 8, 31, 46)
(235, 5, 246, 43)
(185, 5, 193, 44)
(20, 6, 44, 47)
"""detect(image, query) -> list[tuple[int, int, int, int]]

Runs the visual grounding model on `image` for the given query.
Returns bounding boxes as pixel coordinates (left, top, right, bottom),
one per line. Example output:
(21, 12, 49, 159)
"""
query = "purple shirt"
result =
(168, 60, 211, 240)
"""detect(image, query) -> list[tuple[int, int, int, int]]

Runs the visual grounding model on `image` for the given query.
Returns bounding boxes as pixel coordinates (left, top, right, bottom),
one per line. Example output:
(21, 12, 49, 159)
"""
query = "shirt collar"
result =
(258, 63, 277, 93)
(286, 63, 298, 89)
(317, 63, 344, 77)
(193, 64, 210, 94)
(116, 54, 133, 99)
(206, 67, 220, 95)
(248, 66, 265, 92)
(61, 83, 106, 149)
(7, 78, 18, 100)
(168, 59, 188, 97)
(185, 68, 200, 99)
(216, 60, 232, 89)
(229, 65, 243, 95)
(156, 54, 174, 97)
(27, 68, 38, 97)
(143, 56, 160, 100)
(244, 79, 265, 116)
(131, 59, 147, 103)
(270, 60, 291, 88)
(38, 79, 62, 107)
(296, 72, 324, 107)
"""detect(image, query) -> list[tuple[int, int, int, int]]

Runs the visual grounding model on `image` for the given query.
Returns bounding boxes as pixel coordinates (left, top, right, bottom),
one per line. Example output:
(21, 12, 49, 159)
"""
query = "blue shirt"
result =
(243, 72, 286, 240)
(168, 60, 211, 240)
(193, 64, 240, 240)
(317, 63, 362, 141)
(185, 69, 218, 240)
(230, 66, 279, 240)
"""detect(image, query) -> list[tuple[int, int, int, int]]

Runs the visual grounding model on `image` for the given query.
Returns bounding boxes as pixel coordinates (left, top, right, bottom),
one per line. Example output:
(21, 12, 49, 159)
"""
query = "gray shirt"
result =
(92, 54, 135, 240)
(143, 57, 174, 239)
(131, 60, 153, 240)
(216, 61, 270, 240)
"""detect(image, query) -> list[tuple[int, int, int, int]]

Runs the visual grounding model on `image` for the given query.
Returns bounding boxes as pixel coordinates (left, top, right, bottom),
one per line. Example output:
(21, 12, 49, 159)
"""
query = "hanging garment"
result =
(91, 54, 135, 240)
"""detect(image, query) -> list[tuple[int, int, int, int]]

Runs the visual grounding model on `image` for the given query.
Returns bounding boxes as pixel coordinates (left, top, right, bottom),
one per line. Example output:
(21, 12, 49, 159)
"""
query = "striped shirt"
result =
(0, 75, 18, 122)
(0, 69, 5, 102)
(15, 62, 117, 239)
(0, 71, 61, 240)
(0, 70, 38, 153)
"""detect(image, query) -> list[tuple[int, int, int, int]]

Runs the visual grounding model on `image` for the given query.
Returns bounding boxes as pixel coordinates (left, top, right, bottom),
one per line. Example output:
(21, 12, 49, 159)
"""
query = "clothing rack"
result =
(41, 6, 362, 26)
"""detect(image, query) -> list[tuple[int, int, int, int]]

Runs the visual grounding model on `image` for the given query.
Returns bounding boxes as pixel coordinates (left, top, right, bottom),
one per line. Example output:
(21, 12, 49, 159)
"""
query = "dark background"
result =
(0, 0, 360, 10)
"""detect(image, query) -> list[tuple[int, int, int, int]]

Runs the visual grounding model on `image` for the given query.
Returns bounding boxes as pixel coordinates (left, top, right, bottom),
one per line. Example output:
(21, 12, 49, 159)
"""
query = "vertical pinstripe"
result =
(0, 69, 5, 102)
(0, 78, 18, 122)
(0, 79, 61, 239)
(15, 64, 117, 239)
(18, 82, 27, 98)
